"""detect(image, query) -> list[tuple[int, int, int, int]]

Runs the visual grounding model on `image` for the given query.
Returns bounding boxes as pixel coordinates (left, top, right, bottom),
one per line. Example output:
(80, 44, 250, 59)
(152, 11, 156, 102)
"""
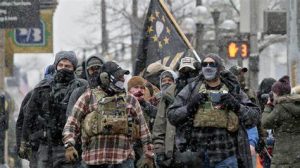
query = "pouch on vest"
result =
(193, 83, 239, 132)
(82, 90, 129, 136)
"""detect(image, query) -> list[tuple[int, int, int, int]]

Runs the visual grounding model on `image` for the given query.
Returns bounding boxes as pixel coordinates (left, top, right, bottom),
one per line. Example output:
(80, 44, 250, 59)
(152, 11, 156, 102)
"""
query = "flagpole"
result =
(158, 0, 201, 62)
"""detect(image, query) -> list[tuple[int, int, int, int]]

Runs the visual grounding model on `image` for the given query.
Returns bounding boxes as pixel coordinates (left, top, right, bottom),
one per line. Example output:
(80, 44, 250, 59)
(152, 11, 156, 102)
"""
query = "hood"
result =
(159, 70, 178, 89)
(85, 56, 104, 85)
(220, 70, 240, 94)
(276, 94, 300, 117)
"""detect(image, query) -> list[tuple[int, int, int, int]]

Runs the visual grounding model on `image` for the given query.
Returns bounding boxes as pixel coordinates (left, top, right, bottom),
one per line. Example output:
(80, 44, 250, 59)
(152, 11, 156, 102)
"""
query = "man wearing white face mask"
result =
(168, 53, 260, 168)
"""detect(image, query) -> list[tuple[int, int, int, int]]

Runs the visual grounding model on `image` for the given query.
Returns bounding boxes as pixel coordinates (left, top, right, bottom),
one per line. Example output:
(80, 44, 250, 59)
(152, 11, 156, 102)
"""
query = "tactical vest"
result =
(82, 89, 140, 138)
(193, 83, 239, 132)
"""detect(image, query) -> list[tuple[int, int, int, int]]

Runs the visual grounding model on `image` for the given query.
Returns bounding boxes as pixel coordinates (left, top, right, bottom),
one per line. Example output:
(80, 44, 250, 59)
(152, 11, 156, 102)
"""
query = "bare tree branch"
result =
(228, 0, 240, 15)
(258, 35, 286, 52)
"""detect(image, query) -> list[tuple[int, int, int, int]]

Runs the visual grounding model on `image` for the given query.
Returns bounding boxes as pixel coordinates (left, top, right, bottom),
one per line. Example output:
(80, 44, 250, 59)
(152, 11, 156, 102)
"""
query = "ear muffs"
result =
(100, 72, 110, 88)
(194, 62, 202, 71)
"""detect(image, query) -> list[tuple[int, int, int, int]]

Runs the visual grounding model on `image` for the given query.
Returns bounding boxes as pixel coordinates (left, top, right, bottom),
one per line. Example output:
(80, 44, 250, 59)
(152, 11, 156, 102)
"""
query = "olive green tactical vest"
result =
(82, 89, 130, 137)
(193, 83, 239, 132)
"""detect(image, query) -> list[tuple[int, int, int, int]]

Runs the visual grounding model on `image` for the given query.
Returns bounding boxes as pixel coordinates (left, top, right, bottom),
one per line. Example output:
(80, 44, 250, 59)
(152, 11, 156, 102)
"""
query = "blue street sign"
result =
(14, 20, 46, 46)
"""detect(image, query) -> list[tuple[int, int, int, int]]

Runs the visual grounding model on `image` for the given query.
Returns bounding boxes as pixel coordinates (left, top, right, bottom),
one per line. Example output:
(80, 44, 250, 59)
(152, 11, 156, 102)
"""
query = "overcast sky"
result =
(54, 0, 94, 52)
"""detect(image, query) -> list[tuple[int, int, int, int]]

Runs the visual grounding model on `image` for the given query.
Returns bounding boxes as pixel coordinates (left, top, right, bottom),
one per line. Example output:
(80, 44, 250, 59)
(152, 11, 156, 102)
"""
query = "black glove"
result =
(187, 93, 208, 114)
(220, 93, 240, 112)
(156, 153, 167, 167)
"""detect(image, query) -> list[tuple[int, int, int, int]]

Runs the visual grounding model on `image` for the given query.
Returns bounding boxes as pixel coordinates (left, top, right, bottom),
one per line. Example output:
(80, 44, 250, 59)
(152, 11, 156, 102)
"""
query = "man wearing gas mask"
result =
(63, 61, 153, 168)
(168, 53, 260, 168)
(21, 51, 87, 168)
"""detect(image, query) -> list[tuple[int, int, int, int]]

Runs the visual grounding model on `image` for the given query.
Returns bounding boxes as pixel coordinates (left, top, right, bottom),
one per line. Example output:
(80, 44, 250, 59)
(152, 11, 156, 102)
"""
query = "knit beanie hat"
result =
(127, 76, 145, 90)
(86, 56, 104, 69)
(203, 53, 225, 71)
(271, 75, 291, 96)
(54, 51, 78, 70)
(160, 70, 178, 82)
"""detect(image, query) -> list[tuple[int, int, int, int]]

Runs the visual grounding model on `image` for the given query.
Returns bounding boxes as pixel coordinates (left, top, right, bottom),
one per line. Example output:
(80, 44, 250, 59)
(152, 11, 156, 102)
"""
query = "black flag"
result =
(134, 0, 192, 75)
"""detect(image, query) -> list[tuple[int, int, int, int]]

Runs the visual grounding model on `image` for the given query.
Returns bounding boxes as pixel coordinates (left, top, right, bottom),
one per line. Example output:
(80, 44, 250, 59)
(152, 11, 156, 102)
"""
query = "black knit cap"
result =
(203, 53, 225, 71)
(271, 75, 291, 96)
(54, 51, 78, 70)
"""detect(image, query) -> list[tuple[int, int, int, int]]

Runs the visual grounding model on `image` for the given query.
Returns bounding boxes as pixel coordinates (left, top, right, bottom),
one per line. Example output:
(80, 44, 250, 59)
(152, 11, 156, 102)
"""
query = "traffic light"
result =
(226, 41, 250, 59)
(228, 42, 239, 58)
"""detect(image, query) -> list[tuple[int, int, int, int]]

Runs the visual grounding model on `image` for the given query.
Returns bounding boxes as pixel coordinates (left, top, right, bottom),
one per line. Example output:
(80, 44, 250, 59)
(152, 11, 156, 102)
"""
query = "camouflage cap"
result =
(229, 65, 248, 76)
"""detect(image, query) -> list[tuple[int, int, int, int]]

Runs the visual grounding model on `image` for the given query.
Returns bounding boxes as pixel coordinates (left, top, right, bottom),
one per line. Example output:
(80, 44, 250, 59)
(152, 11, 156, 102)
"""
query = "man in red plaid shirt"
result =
(62, 61, 153, 168)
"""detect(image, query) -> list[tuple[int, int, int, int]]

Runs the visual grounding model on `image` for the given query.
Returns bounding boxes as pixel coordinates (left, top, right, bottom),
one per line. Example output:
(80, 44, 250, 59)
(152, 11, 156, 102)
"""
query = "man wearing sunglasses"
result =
(168, 53, 260, 168)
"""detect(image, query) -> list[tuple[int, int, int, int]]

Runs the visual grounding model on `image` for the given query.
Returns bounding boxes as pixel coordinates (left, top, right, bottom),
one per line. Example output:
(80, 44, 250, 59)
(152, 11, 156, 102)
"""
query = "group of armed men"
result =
(15, 50, 300, 168)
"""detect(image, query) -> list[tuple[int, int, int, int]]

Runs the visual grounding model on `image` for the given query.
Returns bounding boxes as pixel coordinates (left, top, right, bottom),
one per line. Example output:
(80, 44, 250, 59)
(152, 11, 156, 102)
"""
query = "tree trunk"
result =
(131, 0, 138, 70)
(101, 0, 108, 55)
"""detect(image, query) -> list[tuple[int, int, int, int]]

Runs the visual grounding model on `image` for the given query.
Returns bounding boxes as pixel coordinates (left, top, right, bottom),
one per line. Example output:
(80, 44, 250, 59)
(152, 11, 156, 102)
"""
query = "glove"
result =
(156, 153, 167, 167)
(65, 146, 78, 163)
(18, 141, 31, 160)
(220, 94, 240, 112)
(187, 93, 208, 114)
(136, 155, 154, 168)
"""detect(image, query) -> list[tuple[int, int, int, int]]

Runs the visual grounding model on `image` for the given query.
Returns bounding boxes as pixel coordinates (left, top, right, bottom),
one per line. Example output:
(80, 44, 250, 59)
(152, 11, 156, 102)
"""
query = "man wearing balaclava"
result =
(64, 56, 103, 168)
(168, 53, 260, 168)
(63, 61, 153, 168)
(152, 57, 200, 168)
(20, 51, 87, 168)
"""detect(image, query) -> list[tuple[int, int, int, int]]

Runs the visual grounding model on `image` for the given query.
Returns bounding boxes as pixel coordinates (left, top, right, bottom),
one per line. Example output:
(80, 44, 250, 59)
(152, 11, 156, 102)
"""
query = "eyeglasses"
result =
(201, 62, 217, 67)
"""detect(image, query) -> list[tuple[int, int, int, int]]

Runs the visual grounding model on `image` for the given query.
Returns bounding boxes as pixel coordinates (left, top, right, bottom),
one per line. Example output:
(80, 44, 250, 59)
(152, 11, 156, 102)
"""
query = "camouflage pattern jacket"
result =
(262, 94, 300, 167)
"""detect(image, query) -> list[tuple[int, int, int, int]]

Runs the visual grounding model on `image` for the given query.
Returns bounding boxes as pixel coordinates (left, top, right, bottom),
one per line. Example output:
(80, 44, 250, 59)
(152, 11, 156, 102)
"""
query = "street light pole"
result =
(195, 23, 204, 58)
(195, 0, 204, 59)
(211, 9, 221, 56)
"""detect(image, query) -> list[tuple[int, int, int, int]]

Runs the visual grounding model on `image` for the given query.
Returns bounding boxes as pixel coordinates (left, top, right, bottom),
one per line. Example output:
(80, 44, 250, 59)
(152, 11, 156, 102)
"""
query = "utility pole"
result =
(248, 0, 259, 90)
(195, 0, 204, 59)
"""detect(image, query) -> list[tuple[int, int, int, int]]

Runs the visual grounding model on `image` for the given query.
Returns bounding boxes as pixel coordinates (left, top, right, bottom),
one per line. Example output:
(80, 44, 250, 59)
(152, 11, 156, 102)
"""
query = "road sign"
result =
(6, 9, 53, 54)
(0, 0, 40, 28)
(14, 20, 45, 46)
